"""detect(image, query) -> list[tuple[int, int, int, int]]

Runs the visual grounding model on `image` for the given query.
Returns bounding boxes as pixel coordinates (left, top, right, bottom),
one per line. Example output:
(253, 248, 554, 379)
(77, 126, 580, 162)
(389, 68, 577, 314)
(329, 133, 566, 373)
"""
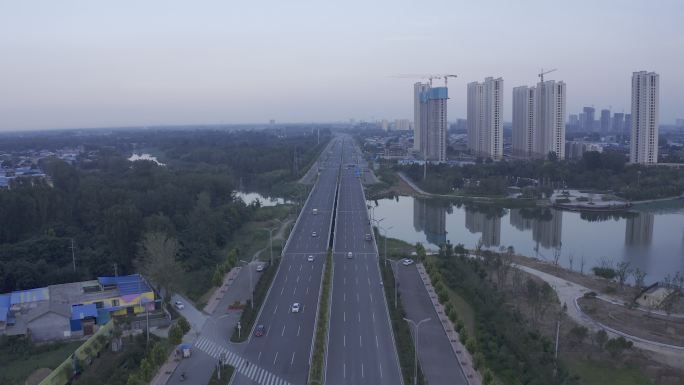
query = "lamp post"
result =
(239, 259, 253, 309)
(373, 218, 393, 267)
(265, 218, 283, 266)
(403, 317, 431, 385)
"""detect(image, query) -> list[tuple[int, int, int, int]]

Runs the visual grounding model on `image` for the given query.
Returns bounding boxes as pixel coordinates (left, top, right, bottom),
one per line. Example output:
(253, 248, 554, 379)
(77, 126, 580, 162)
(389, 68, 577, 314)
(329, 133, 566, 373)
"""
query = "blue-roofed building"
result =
(1, 274, 159, 341)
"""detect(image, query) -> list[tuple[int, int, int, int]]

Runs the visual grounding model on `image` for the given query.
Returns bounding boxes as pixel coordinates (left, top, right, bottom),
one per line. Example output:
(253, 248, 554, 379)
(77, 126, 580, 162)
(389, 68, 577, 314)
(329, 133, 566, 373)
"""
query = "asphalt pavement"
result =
(231, 137, 344, 385)
(395, 263, 468, 385)
(325, 137, 403, 385)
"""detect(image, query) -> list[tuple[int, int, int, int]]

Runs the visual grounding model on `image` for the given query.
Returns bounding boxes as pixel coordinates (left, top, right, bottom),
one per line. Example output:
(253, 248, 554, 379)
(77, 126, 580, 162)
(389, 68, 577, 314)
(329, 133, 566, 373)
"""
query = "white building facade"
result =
(512, 86, 536, 158)
(467, 77, 504, 160)
(534, 80, 566, 160)
(630, 71, 659, 164)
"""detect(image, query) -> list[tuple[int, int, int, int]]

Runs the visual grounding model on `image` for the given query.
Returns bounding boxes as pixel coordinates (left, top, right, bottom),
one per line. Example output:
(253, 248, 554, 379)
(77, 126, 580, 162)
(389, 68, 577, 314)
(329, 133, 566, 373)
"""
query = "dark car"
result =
(254, 324, 266, 337)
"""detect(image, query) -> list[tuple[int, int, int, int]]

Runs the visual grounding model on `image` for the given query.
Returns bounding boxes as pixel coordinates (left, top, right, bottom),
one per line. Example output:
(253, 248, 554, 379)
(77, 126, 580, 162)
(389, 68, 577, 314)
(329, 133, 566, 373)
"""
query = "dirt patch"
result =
(24, 368, 52, 385)
(578, 297, 684, 347)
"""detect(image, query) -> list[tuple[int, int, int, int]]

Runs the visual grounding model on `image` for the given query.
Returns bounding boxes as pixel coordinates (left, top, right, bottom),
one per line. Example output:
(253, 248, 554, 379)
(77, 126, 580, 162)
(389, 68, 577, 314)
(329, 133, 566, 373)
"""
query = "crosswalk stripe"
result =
(249, 364, 257, 378)
(257, 369, 265, 383)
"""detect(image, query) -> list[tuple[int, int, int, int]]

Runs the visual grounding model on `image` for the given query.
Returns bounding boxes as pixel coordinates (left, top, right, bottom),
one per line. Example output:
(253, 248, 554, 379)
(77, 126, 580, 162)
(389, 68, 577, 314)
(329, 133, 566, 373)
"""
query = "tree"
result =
(568, 326, 588, 347)
(605, 337, 633, 358)
(178, 316, 191, 335)
(139, 357, 154, 381)
(632, 268, 647, 294)
(615, 262, 633, 289)
(168, 324, 183, 345)
(594, 330, 608, 350)
(136, 232, 183, 302)
(151, 342, 167, 366)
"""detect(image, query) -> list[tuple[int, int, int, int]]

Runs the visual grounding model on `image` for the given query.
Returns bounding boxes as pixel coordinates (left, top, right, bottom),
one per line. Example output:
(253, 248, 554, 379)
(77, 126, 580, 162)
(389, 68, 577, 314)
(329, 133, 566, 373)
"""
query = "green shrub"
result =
(178, 316, 191, 335)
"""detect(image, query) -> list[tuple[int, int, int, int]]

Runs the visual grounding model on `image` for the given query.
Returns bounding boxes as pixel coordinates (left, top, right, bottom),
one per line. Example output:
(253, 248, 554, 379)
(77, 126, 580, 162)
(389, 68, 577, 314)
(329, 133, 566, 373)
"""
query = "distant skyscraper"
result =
(623, 114, 632, 143)
(414, 83, 429, 152)
(381, 119, 389, 131)
(578, 112, 585, 130)
(582, 107, 595, 132)
(415, 85, 448, 162)
(468, 77, 504, 160)
(512, 86, 536, 158)
(600, 109, 611, 133)
(630, 71, 659, 164)
(568, 114, 579, 131)
(535, 80, 566, 159)
(394, 119, 411, 131)
(612, 112, 624, 134)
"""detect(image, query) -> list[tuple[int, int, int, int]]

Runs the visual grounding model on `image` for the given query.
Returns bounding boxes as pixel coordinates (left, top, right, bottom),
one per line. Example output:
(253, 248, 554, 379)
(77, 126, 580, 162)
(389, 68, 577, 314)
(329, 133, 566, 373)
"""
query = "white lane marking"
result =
(297, 275, 300, 283)
(300, 264, 303, 271)
(288, 265, 291, 271)
(273, 351, 279, 365)
(291, 351, 296, 366)
(273, 304, 278, 314)
(370, 293, 373, 303)
(376, 335, 379, 347)
(306, 286, 309, 295)
(372, 312, 375, 322)
(293, 287, 297, 295)
(280, 287, 285, 295)
(356, 293, 360, 302)
(343, 277, 346, 285)
(297, 325, 301, 336)
(344, 311, 346, 322)
(362, 362, 365, 378)
(258, 351, 262, 362)
(343, 293, 346, 302)
(308, 275, 312, 282)
(358, 312, 361, 322)
(359, 334, 362, 347)
(380, 361, 383, 378)
(284, 275, 288, 283)
(281, 325, 286, 336)
(368, 277, 371, 285)
(343, 363, 346, 379)
(343, 334, 346, 347)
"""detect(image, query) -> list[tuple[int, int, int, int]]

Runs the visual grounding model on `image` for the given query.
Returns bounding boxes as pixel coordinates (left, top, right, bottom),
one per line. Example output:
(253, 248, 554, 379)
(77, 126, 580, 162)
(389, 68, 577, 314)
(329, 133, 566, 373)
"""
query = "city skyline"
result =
(2, 0, 684, 131)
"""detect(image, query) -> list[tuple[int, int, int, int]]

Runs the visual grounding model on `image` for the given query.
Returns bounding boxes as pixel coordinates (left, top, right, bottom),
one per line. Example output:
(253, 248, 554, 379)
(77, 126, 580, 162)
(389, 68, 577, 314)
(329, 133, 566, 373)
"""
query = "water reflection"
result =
(368, 195, 684, 283)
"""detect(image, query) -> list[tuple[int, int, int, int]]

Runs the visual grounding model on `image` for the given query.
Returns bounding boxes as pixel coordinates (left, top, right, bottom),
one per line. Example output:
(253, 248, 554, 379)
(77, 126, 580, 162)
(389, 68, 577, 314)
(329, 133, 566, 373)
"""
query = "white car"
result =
(346, 252, 353, 259)
(256, 264, 264, 272)
(311, 231, 318, 237)
(174, 300, 185, 310)
(291, 303, 301, 313)
(307, 255, 315, 262)
(402, 258, 414, 266)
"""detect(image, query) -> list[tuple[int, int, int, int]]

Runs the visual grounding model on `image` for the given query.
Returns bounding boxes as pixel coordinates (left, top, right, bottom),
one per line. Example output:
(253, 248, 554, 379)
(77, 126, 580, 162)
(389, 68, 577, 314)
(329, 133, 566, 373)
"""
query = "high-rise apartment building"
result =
(467, 77, 503, 160)
(582, 107, 595, 132)
(600, 109, 611, 133)
(612, 112, 624, 133)
(512, 86, 536, 158)
(413, 83, 429, 152)
(535, 80, 567, 159)
(568, 114, 579, 131)
(414, 83, 448, 161)
(623, 114, 632, 142)
(630, 71, 659, 164)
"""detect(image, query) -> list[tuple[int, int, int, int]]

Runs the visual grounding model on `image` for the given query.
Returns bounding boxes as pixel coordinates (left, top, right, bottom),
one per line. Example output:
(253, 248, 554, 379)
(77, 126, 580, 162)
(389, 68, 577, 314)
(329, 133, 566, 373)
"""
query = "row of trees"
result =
(399, 150, 684, 200)
(0, 129, 326, 293)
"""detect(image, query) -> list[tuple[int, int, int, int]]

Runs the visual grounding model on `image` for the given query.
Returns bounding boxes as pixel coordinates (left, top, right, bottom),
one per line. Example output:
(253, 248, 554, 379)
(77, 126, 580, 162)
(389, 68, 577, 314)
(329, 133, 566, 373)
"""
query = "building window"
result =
(112, 299, 120, 307)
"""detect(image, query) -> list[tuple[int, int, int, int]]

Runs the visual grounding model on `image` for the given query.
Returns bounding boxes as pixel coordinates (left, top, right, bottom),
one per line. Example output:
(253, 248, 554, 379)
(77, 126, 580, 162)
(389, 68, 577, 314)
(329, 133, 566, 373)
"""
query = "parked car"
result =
(254, 324, 266, 337)
(402, 258, 414, 266)
(307, 255, 315, 262)
(256, 264, 264, 272)
(291, 303, 301, 313)
(174, 300, 185, 310)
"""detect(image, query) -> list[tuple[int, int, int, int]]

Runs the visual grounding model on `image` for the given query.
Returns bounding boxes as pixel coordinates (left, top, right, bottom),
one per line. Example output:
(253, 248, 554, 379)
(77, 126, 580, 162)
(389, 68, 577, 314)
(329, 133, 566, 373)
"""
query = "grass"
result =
(308, 250, 332, 385)
(208, 364, 235, 385)
(373, 230, 416, 259)
(181, 203, 294, 303)
(0, 339, 82, 385)
(564, 358, 653, 385)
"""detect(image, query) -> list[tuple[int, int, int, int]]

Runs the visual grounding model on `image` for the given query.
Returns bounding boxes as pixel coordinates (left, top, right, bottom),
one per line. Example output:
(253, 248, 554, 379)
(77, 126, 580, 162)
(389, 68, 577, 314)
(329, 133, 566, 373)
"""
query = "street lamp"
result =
(264, 218, 283, 266)
(403, 317, 431, 385)
(373, 218, 392, 267)
(239, 259, 254, 309)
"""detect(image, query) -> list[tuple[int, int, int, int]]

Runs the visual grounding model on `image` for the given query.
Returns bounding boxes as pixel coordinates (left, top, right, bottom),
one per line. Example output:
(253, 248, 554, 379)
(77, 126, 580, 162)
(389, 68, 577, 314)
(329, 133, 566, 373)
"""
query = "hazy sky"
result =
(1, 0, 683, 131)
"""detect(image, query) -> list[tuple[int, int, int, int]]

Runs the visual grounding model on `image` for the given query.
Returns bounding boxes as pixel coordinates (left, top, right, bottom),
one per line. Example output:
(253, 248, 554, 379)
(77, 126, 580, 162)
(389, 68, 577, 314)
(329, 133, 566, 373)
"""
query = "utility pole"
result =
(70, 238, 76, 273)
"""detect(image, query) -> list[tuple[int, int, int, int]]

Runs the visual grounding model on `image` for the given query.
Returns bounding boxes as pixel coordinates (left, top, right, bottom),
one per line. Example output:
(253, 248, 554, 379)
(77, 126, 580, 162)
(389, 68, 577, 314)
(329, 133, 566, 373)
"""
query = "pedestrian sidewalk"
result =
(417, 263, 482, 385)
(149, 350, 183, 385)
(204, 266, 242, 314)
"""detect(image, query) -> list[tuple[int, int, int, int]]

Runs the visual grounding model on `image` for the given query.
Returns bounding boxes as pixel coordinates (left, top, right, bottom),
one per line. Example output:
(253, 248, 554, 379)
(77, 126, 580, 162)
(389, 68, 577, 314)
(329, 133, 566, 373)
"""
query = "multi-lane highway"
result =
(231, 137, 343, 385)
(325, 138, 403, 385)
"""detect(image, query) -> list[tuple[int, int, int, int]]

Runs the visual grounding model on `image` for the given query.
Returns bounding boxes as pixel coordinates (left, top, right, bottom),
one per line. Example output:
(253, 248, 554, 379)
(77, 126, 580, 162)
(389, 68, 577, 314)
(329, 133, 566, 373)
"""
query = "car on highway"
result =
(256, 264, 264, 272)
(312, 208, 318, 215)
(402, 258, 414, 266)
(311, 231, 317, 237)
(254, 324, 266, 337)
(346, 252, 353, 259)
(174, 300, 185, 310)
(365, 233, 372, 241)
(307, 255, 315, 262)
(291, 303, 301, 313)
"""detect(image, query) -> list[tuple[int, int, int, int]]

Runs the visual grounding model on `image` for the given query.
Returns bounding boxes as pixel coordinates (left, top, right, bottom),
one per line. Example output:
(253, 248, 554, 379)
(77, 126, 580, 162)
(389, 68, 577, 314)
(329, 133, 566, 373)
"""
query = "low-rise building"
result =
(0, 274, 156, 341)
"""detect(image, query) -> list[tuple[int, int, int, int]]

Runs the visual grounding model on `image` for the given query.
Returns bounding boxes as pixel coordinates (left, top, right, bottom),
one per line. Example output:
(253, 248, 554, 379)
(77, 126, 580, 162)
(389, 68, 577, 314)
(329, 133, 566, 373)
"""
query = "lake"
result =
(368, 196, 684, 284)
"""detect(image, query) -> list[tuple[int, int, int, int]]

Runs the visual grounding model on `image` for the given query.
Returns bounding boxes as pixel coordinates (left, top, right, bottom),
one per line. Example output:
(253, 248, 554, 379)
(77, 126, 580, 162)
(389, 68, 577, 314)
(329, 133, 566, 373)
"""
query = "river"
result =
(368, 196, 684, 284)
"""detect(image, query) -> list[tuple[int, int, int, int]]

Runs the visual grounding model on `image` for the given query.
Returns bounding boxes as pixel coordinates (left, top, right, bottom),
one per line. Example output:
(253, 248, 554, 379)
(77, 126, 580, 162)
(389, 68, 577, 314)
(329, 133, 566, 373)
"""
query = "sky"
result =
(1, 0, 683, 131)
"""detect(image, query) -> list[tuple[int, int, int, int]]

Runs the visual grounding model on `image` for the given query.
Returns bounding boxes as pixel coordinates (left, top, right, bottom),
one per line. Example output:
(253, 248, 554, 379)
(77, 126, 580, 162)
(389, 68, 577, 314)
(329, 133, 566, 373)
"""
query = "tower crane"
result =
(538, 68, 557, 82)
(392, 73, 458, 87)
